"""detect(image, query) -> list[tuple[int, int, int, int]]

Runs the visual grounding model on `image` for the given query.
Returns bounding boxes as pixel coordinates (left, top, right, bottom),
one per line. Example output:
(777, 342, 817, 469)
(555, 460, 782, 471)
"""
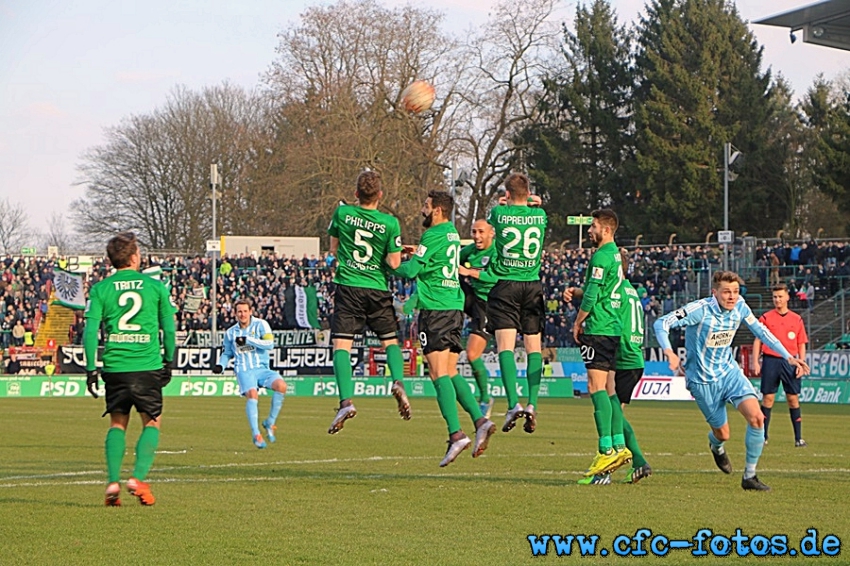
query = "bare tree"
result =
(73, 83, 273, 250)
(264, 0, 461, 238)
(42, 210, 73, 254)
(0, 198, 30, 254)
(444, 0, 561, 233)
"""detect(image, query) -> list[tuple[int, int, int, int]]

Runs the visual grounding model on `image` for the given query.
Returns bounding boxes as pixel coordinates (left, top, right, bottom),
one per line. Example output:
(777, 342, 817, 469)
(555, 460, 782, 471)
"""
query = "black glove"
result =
(86, 369, 100, 399)
(235, 336, 247, 346)
(161, 359, 173, 387)
(213, 364, 224, 374)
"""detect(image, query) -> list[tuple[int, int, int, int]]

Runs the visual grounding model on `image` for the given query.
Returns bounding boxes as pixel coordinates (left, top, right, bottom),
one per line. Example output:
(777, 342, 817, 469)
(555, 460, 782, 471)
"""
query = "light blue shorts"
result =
(236, 368, 283, 396)
(686, 368, 758, 429)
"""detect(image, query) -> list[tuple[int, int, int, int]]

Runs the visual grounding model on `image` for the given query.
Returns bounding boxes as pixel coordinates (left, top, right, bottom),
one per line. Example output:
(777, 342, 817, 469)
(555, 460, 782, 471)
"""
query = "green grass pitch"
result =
(1, 396, 848, 565)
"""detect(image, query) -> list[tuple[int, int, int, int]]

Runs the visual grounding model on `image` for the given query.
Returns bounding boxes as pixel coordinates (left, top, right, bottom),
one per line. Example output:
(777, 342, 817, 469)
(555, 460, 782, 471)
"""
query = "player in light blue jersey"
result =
(214, 299, 288, 449)
(653, 271, 809, 491)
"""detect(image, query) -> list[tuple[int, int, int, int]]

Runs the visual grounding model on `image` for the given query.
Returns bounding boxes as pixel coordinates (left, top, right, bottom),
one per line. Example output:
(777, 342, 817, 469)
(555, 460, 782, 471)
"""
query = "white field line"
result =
(3, 467, 850, 490)
(1, 449, 849, 488)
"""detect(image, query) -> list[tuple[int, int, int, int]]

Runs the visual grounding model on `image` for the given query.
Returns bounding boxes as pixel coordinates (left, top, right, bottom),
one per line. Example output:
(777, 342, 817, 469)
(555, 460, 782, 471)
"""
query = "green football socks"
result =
(526, 352, 542, 407)
(132, 426, 160, 482)
(105, 427, 126, 484)
(591, 390, 613, 453)
(433, 376, 462, 435)
(385, 344, 405, 383)
(470, 357, 490, 404)
(623, 418, 647, 468)
(498, 350, 519, 408)
(333, 349, 354, 401)
(451, 374, 483, 423)
(609, 394, 626, 450)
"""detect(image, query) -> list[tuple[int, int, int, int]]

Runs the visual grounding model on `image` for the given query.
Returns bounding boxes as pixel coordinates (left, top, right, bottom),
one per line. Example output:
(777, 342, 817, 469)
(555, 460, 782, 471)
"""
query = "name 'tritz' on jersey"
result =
(653, 296, 792, 384)
(218, 318, 275, 372)
(328, 204, 402, 291)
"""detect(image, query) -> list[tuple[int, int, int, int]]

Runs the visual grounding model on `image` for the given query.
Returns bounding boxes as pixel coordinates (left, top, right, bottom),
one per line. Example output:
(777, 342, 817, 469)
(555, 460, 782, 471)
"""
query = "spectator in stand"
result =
(5, 350, 21, 374)
(1, 315, 11, 348)
(557, 320, 571, 347)
(544, 316, 558, 348)
(769, 252, 780, 286)
(12, 319, 25, 346)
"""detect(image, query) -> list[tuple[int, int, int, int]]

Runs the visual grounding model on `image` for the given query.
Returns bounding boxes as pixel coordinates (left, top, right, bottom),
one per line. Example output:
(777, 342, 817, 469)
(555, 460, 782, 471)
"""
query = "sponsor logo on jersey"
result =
(591, 267, 603, 280)
(706, 330, 735, 348)
(416, 245, 428, 258)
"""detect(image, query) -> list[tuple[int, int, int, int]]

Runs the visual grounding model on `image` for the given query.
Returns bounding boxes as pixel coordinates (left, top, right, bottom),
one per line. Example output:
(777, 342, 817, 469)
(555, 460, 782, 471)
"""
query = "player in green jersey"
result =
(476, 173, 547, 434)
(326, 171, 411, 434)
(84, 232, 176, 506)
(564, 209, 632, 480)
(571, 249, 651, 485)
(458, 219, 497, 419)
(393, 191, 496, 466)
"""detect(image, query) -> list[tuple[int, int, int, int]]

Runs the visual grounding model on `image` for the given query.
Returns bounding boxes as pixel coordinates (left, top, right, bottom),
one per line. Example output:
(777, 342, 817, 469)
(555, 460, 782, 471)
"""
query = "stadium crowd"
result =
(1, 239, 849, 348)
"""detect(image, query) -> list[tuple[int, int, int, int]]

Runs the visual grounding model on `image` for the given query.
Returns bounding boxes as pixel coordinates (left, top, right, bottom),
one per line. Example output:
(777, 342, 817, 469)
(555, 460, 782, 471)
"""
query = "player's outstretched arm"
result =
(246, 321, 275, 350)
(752, 337, 763, 376)
(663, 348, 680, 372)
(744, 308, 793, 362)
(788, 357, 811, 377)
(216, 330, 234, 372)
(563, 287, 583, 302)
(83, 292, 102, 376)
(385, 251, 401, 270)
(159, 284, 177, 364)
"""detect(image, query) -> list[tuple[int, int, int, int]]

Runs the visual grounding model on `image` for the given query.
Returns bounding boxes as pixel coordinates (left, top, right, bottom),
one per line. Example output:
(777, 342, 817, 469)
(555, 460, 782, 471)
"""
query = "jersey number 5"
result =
(353, 229, 375, 263)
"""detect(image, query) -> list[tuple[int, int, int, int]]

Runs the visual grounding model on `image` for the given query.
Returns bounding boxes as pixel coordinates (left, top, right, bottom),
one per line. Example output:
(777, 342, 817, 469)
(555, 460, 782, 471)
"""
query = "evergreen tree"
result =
(810, 80, 850, 235)
(632, 0, 785, 241)
(520, 0, 633, 241)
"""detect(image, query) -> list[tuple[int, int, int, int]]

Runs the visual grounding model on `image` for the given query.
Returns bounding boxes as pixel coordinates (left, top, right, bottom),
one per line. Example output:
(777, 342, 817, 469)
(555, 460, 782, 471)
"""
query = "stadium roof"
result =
(755, 0, 850, 51)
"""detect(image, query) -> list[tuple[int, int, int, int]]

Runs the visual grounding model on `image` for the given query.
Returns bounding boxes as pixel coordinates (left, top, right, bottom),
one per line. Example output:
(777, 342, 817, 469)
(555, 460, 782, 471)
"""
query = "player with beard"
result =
(458, 219, 497, 418)
(566, 209, 633, 478)
(393, 191, 496, 466)
(566, 248, 651, 485)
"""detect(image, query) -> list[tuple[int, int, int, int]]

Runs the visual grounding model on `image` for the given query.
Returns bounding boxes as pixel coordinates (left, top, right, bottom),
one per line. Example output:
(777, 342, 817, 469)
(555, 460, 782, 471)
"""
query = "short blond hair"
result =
(712, 271, 744, 289)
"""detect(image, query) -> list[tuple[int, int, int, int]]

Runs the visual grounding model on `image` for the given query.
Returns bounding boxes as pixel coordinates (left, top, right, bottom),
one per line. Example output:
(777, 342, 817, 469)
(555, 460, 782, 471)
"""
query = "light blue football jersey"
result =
(653, 295, 791, 384)
(217, 317, 275, 372)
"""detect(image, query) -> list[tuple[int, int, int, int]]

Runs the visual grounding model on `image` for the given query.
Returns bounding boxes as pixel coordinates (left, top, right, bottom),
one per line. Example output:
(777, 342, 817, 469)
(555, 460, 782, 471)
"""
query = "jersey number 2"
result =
(118, 291, 143, 331)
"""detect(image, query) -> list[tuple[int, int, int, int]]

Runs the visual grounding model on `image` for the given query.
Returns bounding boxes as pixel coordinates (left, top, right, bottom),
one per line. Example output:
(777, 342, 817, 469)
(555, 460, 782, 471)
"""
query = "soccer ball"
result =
(401, 80, 436, 113)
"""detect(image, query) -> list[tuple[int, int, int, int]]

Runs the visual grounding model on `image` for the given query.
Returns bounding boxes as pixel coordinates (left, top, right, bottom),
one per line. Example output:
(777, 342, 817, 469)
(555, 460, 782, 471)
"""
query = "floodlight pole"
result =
(723, 143, 730, 272)
(211, 164, 218, 349)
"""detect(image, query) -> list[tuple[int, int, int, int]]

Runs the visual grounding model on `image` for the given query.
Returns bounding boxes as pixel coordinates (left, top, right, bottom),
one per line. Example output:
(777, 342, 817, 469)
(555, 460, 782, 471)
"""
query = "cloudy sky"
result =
(0, 0, 846, 237)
